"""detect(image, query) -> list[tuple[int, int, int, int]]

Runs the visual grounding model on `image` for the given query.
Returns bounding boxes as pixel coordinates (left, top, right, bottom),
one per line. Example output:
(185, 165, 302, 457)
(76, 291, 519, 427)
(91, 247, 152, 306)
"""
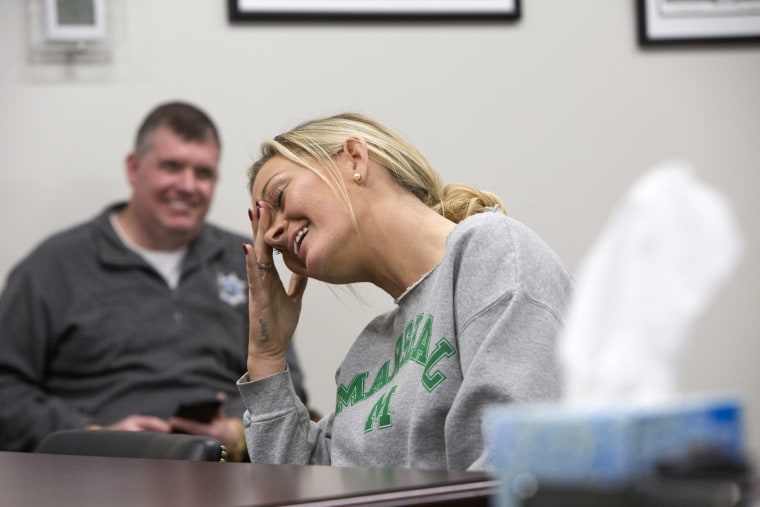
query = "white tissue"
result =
(559, 160, 743, 406)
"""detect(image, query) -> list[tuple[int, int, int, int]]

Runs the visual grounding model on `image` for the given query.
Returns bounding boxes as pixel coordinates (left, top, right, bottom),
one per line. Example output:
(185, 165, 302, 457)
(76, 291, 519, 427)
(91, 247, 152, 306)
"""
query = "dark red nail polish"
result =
(247, 208, 254, 222)
(255, 202, 261, 220)
(242, 243, 247, 255)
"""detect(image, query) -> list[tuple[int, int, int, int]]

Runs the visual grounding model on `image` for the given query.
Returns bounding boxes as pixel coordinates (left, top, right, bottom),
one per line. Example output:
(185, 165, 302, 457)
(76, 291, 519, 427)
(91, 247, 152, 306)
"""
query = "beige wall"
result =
(1, 0, 759, 456)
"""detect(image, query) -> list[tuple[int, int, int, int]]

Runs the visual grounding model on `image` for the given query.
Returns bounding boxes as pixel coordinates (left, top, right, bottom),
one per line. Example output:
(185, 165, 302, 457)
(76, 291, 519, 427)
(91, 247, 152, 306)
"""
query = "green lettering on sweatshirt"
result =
(335, 372, 368, 415)
(334, 313, 456, 424)
(391, 314, 422, 377)
(368, 360, 391, 396)
(422, 338, 456, 392)
(364, 385, 398, 432)
(409, 314, 433, 366)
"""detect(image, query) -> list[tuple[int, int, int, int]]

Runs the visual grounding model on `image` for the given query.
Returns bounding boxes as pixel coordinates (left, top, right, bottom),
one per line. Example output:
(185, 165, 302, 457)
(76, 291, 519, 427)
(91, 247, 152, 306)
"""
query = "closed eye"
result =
(274, 189, 284, 210)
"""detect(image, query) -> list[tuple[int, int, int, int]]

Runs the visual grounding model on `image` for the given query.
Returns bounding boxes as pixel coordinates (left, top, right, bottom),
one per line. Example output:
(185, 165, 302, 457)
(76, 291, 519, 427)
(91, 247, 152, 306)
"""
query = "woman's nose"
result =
(265, 212, 287, 246)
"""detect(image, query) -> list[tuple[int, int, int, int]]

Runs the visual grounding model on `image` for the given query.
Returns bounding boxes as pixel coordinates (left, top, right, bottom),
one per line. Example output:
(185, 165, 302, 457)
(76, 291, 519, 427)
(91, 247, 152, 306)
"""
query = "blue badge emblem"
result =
(217, 272, 247, 306)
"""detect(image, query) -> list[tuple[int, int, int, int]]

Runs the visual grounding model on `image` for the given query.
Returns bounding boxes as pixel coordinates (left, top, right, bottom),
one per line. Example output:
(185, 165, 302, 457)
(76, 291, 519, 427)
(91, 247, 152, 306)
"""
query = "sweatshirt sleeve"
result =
(237, 368, 332, 465)
(0, 267, 90, 451)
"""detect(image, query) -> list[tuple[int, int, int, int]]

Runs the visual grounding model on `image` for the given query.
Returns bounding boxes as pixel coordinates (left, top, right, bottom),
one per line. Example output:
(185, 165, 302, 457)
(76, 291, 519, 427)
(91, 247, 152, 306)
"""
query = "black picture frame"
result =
(637, 0, 760, 46)
(227, 0, 521, 22)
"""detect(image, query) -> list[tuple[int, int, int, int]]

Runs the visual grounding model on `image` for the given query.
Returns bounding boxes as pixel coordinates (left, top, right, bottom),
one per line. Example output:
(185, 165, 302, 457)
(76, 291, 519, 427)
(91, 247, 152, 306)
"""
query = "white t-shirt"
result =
(110, 213, 186, 289)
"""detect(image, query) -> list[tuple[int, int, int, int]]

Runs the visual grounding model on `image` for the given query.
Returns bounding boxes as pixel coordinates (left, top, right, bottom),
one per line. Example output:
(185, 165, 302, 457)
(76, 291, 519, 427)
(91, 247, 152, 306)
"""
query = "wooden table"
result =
(0, 451, 498, 506)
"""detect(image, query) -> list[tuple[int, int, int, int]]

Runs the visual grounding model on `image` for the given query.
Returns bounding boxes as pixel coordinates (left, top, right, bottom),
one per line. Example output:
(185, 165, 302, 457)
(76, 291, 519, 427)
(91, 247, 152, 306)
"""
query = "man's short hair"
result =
(134, 101, 220, 157)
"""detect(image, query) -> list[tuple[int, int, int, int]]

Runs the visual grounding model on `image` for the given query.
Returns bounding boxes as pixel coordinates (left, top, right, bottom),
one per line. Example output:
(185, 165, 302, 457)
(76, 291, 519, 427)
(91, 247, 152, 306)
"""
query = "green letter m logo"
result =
(364, 385, 398, 433)
(335, 372, 368, 415)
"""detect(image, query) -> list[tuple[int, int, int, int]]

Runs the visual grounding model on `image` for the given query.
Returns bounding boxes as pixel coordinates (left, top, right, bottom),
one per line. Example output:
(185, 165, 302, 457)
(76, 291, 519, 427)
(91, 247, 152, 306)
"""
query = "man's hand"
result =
(104, 414, 172, 433)
(168, 414, 242, 451)
(167, 392, 245, 458)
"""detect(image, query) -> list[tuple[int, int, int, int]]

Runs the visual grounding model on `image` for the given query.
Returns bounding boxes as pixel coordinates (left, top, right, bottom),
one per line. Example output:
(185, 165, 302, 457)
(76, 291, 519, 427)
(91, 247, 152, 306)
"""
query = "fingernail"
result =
(255, 201, 261, 220)
(247, 208, 254, 222)
(242, 243, 248, 255)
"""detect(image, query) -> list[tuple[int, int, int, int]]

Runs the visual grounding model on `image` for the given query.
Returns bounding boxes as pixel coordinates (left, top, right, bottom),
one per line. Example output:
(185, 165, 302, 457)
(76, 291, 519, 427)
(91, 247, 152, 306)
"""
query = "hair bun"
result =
(439, 183, 506, 223)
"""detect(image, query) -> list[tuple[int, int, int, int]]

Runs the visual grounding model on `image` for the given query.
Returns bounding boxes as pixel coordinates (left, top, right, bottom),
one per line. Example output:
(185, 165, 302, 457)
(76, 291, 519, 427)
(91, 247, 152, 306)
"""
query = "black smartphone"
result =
(173, 399, 222, 424)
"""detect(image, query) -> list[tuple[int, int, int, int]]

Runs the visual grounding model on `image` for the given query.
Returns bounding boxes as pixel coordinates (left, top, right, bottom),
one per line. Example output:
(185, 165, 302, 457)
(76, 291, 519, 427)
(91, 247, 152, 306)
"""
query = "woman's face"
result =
(251, 155, 358, 282)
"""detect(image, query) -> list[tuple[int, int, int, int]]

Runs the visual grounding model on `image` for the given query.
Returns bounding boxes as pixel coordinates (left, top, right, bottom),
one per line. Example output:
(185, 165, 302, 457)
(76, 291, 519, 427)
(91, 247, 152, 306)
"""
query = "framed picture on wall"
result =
(637, 0, 760, 45)
(228, 0, 521, 21)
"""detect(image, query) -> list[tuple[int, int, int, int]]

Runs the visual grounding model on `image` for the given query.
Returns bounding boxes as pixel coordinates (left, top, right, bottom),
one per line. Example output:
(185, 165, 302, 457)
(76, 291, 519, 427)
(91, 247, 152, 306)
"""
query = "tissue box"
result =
(484, 396, 744, 507)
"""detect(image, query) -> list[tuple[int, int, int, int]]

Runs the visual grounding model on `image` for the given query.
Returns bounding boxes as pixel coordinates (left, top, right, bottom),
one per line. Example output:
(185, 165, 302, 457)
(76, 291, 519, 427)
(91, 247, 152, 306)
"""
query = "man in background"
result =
(0, 101, 307, 460)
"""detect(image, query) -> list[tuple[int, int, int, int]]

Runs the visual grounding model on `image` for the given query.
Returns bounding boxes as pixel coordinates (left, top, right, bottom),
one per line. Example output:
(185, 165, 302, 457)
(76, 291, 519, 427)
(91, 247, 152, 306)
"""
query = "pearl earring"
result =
(353, 172, 362, 183)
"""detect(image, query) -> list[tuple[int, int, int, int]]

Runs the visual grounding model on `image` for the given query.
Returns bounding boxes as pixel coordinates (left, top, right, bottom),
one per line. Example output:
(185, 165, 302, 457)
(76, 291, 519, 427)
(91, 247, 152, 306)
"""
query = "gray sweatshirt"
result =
(238, 209, 574, 470)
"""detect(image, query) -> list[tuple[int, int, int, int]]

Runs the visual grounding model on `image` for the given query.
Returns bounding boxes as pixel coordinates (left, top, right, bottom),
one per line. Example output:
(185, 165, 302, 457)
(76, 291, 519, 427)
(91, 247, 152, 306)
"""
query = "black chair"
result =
(35, 429, 227, 462)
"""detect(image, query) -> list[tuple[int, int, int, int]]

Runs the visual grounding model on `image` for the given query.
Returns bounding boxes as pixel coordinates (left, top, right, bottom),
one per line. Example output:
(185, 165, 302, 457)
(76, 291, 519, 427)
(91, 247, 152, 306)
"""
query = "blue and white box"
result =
(484, 396, 744, 507)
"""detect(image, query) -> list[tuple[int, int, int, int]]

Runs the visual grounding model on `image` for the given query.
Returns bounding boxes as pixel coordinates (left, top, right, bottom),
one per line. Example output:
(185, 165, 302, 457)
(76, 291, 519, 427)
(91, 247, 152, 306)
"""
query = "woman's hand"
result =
(168, 393, 244, 458)
(243, 203, 308, 380)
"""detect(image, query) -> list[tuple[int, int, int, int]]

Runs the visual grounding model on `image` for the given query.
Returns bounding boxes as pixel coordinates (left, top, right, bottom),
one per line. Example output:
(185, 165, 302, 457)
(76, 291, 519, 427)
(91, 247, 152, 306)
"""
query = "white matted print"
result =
(228, 0, 521, 20)
(637, 0, 760, 45)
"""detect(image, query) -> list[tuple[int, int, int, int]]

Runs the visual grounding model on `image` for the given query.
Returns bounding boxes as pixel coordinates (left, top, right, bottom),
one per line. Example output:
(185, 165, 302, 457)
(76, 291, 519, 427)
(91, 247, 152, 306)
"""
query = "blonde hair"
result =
(247, 113, 505, 224)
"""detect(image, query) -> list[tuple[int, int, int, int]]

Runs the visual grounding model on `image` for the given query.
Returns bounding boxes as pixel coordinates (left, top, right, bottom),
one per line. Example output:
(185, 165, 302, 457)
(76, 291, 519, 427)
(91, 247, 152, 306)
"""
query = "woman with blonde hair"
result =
(238, 113, 573, 470)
